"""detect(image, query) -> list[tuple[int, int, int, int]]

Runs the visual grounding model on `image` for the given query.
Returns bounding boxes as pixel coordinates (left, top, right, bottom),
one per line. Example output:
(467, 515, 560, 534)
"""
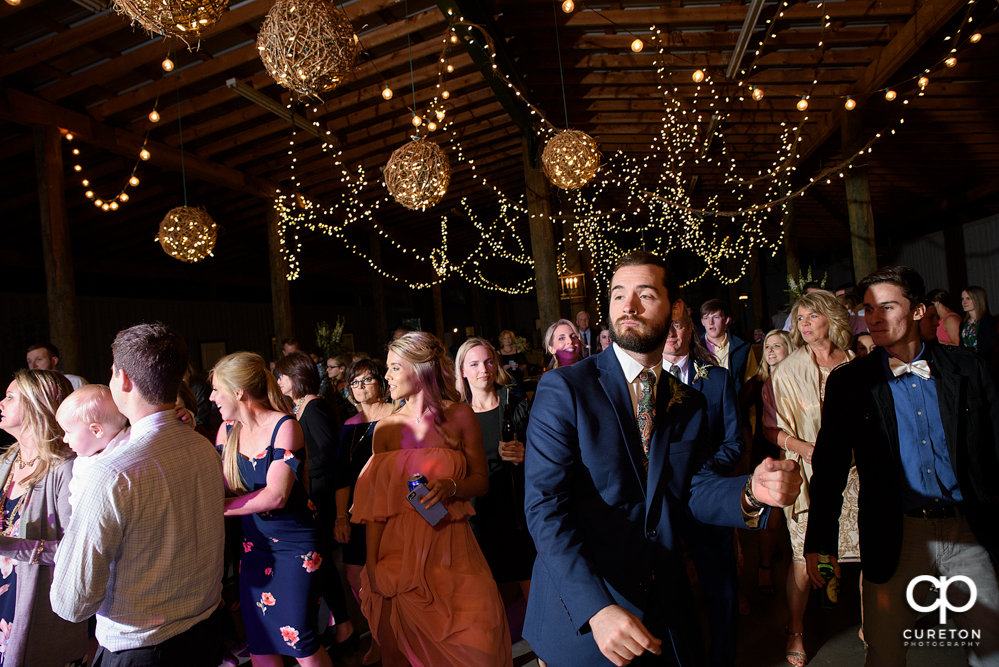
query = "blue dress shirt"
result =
(881, 345, 963, 511)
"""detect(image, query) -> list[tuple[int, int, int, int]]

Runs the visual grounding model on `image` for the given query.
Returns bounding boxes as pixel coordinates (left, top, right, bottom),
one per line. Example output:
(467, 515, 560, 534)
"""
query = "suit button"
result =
(647, 529, 657, 538)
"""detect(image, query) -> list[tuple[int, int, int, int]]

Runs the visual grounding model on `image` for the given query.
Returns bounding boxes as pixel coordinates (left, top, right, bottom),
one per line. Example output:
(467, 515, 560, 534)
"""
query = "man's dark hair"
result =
(27, 343, 59, 357)
(111, 323, 189, 405)
(803, 281, 824, 292)
(281, 337, 299, 348)
(610, 250, 680, 303)
(858, 266, 925, 309)
(274, 351, 321, 398)
(835, 282, 858, 294)
(699, 298, 731, 320)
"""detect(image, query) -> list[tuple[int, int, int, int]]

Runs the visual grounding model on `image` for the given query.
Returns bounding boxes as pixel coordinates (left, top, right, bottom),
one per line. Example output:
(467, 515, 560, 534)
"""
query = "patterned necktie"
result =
(637, 370, 657, 467)
(669, 364, 681, 380)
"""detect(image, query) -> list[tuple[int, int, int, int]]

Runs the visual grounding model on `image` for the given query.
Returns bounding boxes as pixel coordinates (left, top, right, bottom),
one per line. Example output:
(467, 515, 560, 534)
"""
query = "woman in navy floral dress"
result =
(211, 352, 332, 667)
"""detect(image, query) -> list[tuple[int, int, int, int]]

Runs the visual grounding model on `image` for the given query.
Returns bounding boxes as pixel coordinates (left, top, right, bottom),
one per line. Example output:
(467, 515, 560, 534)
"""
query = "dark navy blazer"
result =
(688, 361, 745, 476)
(524, 349, 763, 666)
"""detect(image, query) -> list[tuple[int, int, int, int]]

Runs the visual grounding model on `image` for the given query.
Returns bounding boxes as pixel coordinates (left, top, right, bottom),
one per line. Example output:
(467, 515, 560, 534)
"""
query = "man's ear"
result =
(118, 368, 133, 393)
(51, 355, 60, 367)
(912, 302, 926, 322)
(724, 316, 731, 327)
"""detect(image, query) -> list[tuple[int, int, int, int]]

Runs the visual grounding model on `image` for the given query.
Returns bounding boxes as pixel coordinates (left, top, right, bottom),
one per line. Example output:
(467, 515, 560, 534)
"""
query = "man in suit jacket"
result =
(804, 266, 999, 667)
(525, 251, 802, 667)
(577, 310, 594, 358)
(663, 309, 745, 666)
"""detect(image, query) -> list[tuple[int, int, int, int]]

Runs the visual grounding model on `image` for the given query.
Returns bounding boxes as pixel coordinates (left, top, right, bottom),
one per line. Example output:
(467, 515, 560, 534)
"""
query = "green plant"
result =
(785, 267, 827, 303)
(315, 316, 345, 358)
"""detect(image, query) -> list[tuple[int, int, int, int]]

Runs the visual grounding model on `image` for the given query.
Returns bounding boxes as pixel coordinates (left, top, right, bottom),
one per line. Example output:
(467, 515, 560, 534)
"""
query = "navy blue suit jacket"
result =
(687, 361, 745, 476)
(724, 334, 753, 395)
(524, 350, 763, 666)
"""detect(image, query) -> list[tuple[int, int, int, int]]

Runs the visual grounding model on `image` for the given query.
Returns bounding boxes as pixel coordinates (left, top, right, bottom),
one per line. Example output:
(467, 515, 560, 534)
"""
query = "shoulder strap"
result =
(270, 414, 293, 449)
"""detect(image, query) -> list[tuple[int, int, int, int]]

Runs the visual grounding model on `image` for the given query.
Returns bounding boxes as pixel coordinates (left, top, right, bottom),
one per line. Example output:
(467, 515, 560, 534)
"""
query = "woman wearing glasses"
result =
(334, 359, 393, 665)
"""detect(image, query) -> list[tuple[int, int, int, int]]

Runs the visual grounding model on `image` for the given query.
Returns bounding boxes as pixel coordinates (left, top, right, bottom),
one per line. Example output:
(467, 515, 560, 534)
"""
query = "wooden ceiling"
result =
(2, 0, 997, 297)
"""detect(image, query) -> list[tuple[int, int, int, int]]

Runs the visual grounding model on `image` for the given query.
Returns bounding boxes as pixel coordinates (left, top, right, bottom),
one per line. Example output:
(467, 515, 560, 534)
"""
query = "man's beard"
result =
(610, 316, 670, 354)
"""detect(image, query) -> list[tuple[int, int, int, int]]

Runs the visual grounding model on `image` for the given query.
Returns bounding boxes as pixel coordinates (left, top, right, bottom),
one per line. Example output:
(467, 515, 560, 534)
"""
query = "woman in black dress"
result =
(454, 338, 535, 599)
(275, 352, 355, 653)
(333, 359, 394, 666)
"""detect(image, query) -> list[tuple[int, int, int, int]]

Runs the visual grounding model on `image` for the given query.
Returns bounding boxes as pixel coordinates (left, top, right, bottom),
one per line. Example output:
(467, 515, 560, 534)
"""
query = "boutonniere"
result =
(666, 376, 687, 412)
(693, 361, 711, 382)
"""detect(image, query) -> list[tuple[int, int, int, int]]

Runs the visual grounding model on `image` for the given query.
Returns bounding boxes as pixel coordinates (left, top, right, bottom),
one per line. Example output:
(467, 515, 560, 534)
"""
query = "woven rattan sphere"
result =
(384, 138, 451, 211)
(541, 129, 601, 190)
(155, 206, 217, 262)
(112, 0, 227, 40)
(258, 0, 359, 97)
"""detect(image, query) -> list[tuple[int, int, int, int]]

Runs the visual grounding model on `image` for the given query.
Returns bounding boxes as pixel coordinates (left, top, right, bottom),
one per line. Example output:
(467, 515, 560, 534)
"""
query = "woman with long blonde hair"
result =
(764, 292, 860, 666)
(211, 352, 333, 667)
(350, 332, 512, 667)
(0, 369, 86, 666)
(454, 337, 536, 599)
(543, 318, 582, 369)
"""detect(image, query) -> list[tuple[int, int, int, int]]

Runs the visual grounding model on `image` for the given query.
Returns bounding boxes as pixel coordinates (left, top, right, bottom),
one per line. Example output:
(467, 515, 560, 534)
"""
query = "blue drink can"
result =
(408, 473, 428, 492)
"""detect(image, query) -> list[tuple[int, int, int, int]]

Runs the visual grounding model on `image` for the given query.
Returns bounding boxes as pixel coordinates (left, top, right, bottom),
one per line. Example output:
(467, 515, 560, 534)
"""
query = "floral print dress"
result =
(235, 415, 323, 657)
(0, 497, 17, 663)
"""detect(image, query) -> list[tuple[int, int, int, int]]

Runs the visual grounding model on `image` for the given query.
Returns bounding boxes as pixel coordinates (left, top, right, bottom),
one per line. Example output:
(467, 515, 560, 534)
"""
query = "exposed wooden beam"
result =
(0, 11, 124, 79)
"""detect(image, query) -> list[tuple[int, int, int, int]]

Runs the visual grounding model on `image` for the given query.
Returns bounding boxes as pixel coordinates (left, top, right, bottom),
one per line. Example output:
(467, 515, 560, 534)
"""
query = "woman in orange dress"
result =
(350, 332, 512, 667)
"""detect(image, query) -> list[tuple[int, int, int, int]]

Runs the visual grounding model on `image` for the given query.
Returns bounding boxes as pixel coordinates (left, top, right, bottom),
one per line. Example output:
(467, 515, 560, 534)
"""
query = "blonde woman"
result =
(961, 286, 996, 359)
(351, 332, 512, 667)
(739, 330, 796, 597)
(764, 292, 859, 666)
(0, 369, 87, 666)
(455, 338, 535, 599)
(543, 318, 582, 369)
(211, 352, 333, 667)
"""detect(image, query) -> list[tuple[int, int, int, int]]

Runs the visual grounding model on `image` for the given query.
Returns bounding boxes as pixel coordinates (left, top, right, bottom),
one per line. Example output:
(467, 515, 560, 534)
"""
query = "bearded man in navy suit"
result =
(524, 251, 801, 666)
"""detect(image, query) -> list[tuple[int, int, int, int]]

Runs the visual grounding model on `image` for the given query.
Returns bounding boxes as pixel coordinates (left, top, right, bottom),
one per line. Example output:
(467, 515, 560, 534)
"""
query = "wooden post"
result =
(749, 246, 766, 331)
(432, 283, 445, 340)
(34, 126, 83, 374)
(781, 181, 800, 280)
(370, 228, 388, 352)
(266, 200, 294, 347)
(842, 111, 878, 282)
(523, 135, 560, 329)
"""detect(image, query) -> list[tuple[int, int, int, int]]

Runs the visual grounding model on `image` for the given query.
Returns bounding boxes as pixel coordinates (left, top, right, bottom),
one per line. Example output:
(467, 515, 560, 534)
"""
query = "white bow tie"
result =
(889, 357, 931, 380)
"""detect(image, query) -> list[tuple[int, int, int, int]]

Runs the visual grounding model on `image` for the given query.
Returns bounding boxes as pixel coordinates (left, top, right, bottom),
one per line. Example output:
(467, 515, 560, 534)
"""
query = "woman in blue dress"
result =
(211, 352, 333, 667)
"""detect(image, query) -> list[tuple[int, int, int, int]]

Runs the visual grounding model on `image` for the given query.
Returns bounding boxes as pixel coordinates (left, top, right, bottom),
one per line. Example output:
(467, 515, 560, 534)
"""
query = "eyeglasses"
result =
(328, 364, 342, 370)
(349, 377, 377, 388)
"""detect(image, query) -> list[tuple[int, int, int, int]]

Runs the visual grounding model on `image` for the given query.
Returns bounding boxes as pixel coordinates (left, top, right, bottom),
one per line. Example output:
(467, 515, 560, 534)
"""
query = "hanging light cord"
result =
(551, 0, 569, 128)
(173, 43, 188, 207)
(405, 0, 417, 122)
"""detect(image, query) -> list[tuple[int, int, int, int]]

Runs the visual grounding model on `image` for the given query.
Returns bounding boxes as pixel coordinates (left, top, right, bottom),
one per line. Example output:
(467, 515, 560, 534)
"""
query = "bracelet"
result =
(743, 476, 767, 511)
(336, 514, 349, 522)
(31, 539, 45, 565)
(446, 478, 458, 498)
(780, 432, 790, 451)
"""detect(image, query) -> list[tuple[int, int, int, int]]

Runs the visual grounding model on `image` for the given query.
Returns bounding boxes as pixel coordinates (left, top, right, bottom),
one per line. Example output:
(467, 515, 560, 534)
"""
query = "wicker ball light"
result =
(384, 138, 451, 211)
(155, 206, 218, 263)
(112, 0, 227, 40)
(541, 129, 602, 190)
(257, 0, 359, 97)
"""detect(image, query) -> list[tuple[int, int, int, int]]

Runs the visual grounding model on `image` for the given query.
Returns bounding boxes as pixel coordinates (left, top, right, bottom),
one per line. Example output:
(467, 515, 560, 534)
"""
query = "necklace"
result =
(0, 458, 29, 537)
(16, 450, 39, 470)
(413, 407, 431, 424)
(349, 422, 376, 463)
(293, 397, 307, 415)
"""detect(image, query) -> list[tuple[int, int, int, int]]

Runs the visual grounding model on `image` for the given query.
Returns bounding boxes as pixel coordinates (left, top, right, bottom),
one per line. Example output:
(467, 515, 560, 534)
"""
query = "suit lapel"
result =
(646, 375, 677, 506)
(596, 351, 647, 493)
(871, 350, 901, 464)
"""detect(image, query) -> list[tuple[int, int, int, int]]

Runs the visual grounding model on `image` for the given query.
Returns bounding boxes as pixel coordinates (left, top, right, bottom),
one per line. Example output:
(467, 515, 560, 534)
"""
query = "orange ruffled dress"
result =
(351, 447, 512, 667)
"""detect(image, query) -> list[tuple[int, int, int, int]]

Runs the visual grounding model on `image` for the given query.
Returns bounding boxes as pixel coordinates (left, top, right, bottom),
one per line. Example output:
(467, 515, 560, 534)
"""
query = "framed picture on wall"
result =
(200, 340, 227, 372)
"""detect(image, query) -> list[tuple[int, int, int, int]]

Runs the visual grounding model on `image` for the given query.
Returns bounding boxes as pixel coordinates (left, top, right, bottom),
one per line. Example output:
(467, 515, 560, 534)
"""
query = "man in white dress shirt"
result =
(52, 322, 225, 667)
(576, 310, 593, 358)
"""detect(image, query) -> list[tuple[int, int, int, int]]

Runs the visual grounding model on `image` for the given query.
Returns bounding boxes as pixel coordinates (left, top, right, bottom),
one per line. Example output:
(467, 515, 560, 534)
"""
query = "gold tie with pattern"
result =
(637, 370, 656, 472)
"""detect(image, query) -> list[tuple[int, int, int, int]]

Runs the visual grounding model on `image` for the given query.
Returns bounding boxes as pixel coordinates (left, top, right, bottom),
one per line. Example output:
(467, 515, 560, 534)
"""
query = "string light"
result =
(884, 89, 896, 101)
(845, 96, 856, 110)
(162, 57, 174, 72)
(129, 176, 140, 187)
(630, 38, 644, 53)
(412, 115, 422, 127)
(692, 69, 705, 83)
(751, 87, 764, 101)
(381, 86, 393, 100)
(918, 76, 929, 89)
(945, 56, 957, 67)
(970, 32, 982, 43)
(561, 0, 574, 13)
(139, 149, 151, 161)
(796, 97, 808, 111)
(148, 109, 161, 122)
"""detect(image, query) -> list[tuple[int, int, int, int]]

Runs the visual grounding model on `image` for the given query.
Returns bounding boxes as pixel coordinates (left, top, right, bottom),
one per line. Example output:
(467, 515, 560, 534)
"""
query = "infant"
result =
(55, 384, 130, 513)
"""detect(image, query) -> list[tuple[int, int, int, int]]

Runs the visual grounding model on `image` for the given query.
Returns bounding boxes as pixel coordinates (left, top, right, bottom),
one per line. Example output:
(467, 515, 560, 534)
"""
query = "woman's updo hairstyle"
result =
(387, 332, 459, 429)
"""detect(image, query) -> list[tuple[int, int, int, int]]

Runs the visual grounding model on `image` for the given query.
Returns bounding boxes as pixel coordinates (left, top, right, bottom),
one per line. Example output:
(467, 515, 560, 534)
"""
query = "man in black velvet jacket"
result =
(804, 266, 999, 667)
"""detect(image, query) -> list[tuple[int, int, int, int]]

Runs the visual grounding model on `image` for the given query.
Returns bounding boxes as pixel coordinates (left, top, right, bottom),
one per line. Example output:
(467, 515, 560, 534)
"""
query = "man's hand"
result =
(805, 552, 841, 589)
(751, 457, 801, 507)
(589, 605, 662, 666)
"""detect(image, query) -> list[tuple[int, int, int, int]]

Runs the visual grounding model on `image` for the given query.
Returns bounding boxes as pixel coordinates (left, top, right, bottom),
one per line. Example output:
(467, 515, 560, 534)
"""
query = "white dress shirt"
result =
(52, 410, 225, 651)
(612, 342, 664, 419)
(663, 355, 690, 384)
